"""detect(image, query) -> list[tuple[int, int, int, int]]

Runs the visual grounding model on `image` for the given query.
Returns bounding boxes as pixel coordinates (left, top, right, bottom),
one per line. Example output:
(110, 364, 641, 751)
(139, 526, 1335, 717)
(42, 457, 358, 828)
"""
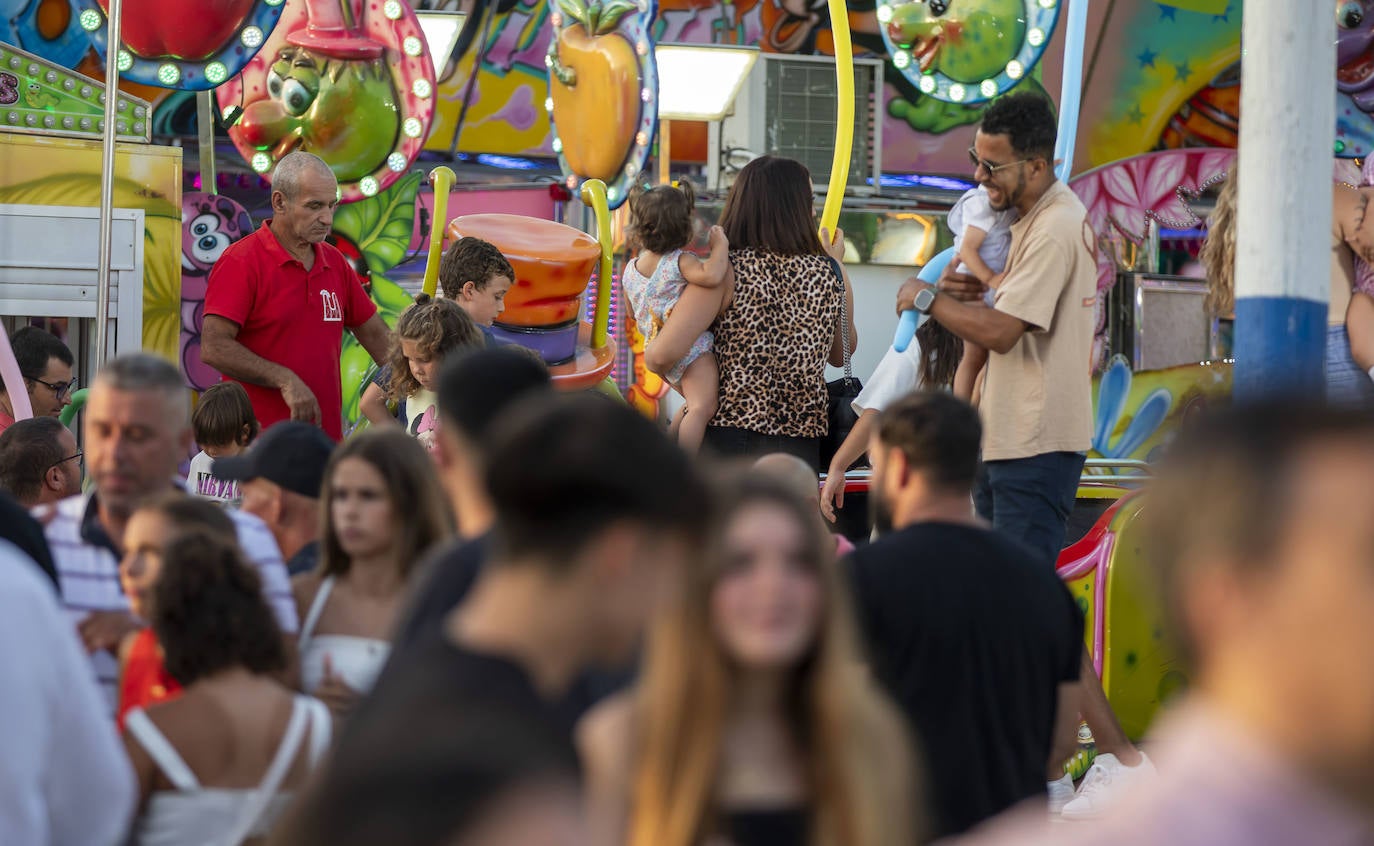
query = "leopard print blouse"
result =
(710, 249, 843, 438)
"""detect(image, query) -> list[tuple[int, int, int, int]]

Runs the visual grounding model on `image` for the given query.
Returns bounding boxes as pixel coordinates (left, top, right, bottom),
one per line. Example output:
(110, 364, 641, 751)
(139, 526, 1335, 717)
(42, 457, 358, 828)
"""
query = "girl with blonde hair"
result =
(579, 476, 919, 846)
(1202, 166, 1374, 404)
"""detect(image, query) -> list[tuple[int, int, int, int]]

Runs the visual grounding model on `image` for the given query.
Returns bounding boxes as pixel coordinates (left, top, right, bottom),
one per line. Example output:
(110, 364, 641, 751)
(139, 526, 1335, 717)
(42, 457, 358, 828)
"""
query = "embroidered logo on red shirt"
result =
(321, 289, 342, 322)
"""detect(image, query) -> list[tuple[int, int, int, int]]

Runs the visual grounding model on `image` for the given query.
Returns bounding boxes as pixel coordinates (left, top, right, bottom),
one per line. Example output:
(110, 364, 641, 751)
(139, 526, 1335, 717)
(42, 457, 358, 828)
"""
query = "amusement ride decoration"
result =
(0, 40, 150, 139)
(448, 178, 618, 391)
(2, 0, 93, 70)
(180, 192, 254, 391)
(75, 0, 286, 89)
(875, 0, 1060, 105)
(330, 171, 427, 429)
(216, 0, 436, 203)
(544, 0, 657, 209)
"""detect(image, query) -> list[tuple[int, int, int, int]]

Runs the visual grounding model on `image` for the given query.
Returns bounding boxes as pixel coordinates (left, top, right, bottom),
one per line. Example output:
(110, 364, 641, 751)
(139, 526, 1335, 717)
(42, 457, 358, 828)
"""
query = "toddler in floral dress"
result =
(623, 181, 730, 453)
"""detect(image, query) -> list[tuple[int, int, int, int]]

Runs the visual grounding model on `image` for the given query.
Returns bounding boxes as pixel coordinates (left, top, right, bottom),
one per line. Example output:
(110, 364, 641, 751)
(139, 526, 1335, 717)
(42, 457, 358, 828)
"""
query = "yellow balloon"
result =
(819, 0, 854, 240)
(580, 179, 614, 350)
(421, 166, 457, 298)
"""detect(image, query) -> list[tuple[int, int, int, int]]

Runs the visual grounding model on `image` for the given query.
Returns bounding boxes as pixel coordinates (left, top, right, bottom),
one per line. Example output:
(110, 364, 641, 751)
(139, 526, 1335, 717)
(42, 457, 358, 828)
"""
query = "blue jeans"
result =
(974, 451, 1086, 567)
(1326, 324, 1374, 408)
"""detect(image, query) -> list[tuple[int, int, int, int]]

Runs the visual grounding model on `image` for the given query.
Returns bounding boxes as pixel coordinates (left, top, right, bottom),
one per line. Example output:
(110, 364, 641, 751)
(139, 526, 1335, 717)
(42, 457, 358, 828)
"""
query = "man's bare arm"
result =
(897, 275, 1029, 354)
(928, 292, 1030, 354)
(201, 315, 295, 389)
(201, 315, 320, 424)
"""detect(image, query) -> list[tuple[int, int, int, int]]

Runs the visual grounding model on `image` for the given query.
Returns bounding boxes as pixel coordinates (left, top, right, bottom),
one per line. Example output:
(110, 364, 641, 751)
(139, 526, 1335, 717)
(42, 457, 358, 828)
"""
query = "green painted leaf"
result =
(330, 172, 422, 275)
(370, 272, 416, 322)
(595, 0, 639, 33)
(340, 335, 375, 427)
(557, 0, 588, 25)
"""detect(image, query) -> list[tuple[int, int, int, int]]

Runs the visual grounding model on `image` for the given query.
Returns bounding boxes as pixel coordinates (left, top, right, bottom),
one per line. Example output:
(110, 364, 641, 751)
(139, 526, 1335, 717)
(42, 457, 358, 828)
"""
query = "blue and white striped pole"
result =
(1232, 7, 1334, 399)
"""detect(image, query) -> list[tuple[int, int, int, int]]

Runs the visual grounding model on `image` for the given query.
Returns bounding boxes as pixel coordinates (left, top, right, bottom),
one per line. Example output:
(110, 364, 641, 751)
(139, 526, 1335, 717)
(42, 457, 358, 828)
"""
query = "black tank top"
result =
(722, 807, 809, 846)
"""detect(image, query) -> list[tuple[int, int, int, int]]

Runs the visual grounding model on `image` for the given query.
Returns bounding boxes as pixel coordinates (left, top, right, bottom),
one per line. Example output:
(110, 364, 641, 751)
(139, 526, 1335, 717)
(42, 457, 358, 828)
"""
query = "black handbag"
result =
(821, 259, 862, 470)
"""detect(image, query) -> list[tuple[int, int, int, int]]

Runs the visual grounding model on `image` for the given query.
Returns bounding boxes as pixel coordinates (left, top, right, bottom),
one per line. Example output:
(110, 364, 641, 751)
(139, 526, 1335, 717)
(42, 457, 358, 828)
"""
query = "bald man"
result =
(752, 453, 855, 556)
(201, 151, 391, 440)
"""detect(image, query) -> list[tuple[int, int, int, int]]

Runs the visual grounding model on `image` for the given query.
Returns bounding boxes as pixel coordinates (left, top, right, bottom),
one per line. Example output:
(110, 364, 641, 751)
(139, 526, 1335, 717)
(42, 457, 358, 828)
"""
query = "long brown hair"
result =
(916, 320, 962, 390)
(1200, 170, 1237, 318)
(319, 429, 453, 579)
(718, 156, 827, 257)
(627, 477, 918, 846)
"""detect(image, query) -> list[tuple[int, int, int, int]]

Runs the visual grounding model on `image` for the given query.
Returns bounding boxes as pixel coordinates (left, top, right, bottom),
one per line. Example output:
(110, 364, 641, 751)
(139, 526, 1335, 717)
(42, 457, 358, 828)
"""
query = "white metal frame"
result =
(0, 203, 146, 383)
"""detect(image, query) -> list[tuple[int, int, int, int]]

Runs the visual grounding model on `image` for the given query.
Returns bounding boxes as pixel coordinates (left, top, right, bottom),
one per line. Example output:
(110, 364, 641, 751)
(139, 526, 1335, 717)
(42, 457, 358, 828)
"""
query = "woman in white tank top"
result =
(122, 531, 331, 846)
(292, 429, 453, 720)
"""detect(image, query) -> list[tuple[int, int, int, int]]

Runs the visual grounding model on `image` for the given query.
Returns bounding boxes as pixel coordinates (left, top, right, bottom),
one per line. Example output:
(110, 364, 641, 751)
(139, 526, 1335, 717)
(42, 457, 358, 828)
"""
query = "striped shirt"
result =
(42, 492, 298, 712)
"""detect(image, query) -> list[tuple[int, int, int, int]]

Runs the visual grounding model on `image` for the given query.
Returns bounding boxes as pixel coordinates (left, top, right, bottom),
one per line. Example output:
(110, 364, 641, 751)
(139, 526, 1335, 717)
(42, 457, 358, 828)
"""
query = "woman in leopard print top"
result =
(645, 156, 857, 470)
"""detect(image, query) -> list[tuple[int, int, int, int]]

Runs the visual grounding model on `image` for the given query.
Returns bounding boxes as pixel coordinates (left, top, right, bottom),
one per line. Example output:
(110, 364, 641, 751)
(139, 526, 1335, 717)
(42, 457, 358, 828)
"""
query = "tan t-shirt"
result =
(981, 180, 1096, 461)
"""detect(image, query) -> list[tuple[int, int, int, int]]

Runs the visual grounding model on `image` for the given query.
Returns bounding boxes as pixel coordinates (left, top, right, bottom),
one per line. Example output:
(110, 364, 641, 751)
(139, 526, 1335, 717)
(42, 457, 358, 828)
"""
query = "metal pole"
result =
(658, 119, 671, 185)
(197, 91, 217, 194)
(1053, 0, 1088, 181)
(94, 0, 123, 369)
(1232, 3, 1333, 398)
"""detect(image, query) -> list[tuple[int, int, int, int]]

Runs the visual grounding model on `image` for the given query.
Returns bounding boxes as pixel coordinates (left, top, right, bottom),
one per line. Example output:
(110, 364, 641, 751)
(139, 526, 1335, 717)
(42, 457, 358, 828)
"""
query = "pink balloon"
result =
(0, 330, 33, 421)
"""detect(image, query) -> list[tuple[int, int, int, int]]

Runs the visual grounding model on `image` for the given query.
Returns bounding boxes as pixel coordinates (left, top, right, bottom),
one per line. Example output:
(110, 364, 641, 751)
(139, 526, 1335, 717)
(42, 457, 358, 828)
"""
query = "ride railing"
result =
(1079, 458, 1151, 486)
(819, 458, 1152, 492)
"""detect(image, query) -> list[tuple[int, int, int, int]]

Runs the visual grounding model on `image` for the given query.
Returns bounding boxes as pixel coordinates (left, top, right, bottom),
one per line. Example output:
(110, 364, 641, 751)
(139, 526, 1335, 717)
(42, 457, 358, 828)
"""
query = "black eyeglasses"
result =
(28, 376, 78, 400)
(968, 147, 1034, 175)
(48, 451, 82, 472)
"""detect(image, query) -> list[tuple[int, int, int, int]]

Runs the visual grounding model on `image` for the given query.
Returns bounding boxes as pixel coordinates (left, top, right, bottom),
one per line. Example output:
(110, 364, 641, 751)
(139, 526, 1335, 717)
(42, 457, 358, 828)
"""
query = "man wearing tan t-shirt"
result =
(898, 92, 1094, 564)
(898, 93, 1154, 817)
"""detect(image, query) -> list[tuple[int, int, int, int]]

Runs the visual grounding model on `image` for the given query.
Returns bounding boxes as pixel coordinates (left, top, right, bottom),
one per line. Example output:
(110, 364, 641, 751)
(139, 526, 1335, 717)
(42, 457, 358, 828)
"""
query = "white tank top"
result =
(298, 576, 391, 695)
(125, 695, 331, 846)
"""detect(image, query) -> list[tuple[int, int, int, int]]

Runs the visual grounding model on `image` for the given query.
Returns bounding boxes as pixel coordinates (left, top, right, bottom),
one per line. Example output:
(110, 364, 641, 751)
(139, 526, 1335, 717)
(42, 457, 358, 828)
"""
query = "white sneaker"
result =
(1047, 772, 1075, 815)
(1060, 752, 1156, 820)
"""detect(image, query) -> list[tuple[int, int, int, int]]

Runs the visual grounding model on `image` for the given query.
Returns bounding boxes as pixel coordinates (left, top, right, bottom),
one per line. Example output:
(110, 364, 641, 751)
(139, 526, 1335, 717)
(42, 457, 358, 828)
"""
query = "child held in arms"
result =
(948, 183, 1015, 403)
(622, 181, 730, 453)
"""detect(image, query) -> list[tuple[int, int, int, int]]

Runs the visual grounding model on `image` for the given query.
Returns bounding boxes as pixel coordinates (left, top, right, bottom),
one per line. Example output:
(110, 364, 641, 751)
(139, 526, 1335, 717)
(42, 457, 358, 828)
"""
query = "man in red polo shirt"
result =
(202, 152, 391, 441)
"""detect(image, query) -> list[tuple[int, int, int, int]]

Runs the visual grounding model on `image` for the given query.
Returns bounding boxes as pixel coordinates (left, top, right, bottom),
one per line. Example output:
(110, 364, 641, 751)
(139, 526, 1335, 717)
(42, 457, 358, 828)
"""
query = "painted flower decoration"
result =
(1070, 149, 1234, 369)
(1091, 355, 1172, 460)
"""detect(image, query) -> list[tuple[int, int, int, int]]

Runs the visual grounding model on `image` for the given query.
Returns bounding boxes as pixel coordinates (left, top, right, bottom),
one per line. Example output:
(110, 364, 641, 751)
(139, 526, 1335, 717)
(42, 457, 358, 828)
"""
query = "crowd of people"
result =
(2, 91, 1372, 846)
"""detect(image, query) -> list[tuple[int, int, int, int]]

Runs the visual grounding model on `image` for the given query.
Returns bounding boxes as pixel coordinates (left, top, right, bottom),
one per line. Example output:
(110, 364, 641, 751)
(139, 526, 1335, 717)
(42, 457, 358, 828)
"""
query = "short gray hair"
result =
(95, 353, 189, 424)
(272, 152, 336, 201)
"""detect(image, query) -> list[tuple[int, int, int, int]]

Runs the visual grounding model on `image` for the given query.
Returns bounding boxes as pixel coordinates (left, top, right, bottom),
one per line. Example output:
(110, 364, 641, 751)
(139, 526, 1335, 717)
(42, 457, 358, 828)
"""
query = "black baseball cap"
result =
(211, 420, 335, 498)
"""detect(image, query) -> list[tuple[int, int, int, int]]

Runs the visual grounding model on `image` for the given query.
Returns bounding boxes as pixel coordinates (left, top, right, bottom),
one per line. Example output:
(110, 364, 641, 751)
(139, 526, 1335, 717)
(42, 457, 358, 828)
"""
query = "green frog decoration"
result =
(877, 0, 1059, 105)
(236, 0, 399, 184)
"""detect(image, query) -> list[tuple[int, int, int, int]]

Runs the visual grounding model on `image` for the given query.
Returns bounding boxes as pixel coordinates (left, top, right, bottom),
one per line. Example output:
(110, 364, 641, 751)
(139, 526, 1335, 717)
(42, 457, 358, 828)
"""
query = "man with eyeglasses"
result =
(40, 354, 297, 713)
(896, 92, 1153, 817)
(0, 326, 77, 434)
(0, 416, 82, 508)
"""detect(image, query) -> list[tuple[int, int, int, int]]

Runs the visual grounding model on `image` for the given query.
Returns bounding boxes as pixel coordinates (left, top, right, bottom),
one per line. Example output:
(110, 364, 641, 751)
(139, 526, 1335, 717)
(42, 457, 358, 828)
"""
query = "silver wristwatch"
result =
(913, 286, 937, 314)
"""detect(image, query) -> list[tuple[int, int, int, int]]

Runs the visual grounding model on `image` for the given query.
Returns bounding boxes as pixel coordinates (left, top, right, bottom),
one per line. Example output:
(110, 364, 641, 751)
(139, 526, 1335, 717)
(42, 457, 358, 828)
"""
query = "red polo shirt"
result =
(205, 221, 376, 441)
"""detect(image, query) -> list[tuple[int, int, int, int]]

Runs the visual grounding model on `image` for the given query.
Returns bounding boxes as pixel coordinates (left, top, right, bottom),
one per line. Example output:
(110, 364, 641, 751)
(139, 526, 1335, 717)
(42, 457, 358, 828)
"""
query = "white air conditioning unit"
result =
(708, 53, 884, 195)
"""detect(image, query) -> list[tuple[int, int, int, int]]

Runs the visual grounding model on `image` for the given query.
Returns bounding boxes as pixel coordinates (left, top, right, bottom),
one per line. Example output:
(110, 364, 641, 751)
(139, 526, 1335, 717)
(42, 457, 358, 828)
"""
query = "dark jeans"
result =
(974, 451, 1086, 567)
(702, 426, 821, 472)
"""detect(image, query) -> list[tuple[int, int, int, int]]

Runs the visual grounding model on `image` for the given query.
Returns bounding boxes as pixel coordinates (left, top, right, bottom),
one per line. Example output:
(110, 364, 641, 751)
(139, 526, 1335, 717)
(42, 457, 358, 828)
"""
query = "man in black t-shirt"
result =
(848, 392, 1083, 838)
(328, 392, 710, 798)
